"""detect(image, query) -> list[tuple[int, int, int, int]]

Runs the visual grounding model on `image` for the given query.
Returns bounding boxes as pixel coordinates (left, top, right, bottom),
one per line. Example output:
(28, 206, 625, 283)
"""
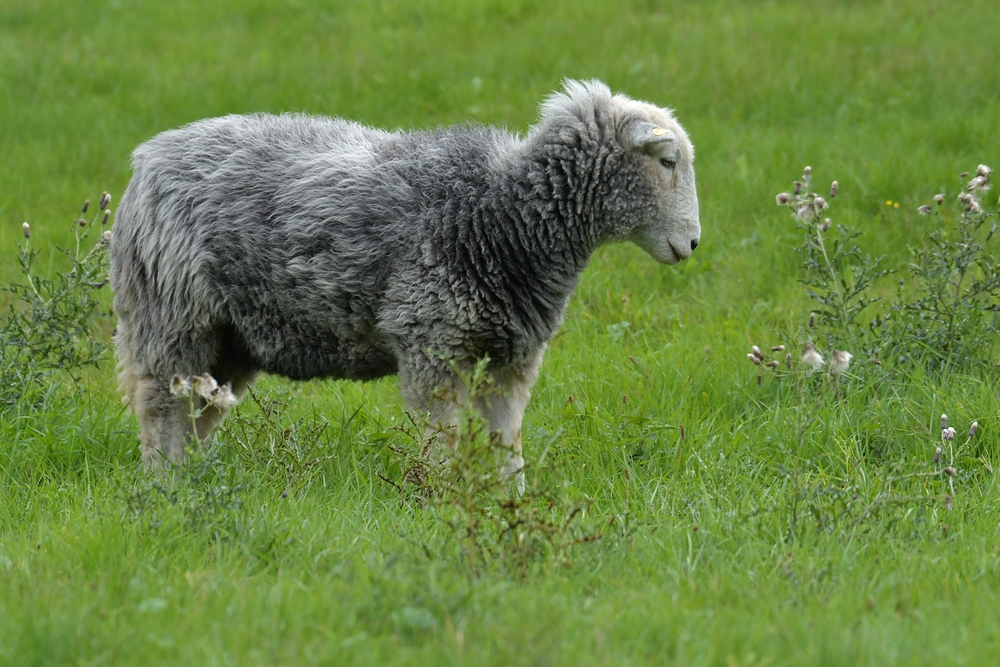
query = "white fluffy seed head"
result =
(169, 374, 192, 397)
(802, 343, 824, 370)
(193, 373, 219, 400)
(830, 349, 852, 374)
(213, 384, 239, 410)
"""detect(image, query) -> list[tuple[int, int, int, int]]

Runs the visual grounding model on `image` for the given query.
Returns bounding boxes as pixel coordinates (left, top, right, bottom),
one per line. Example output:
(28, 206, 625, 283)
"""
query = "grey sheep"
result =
(110, 80, 700, 488)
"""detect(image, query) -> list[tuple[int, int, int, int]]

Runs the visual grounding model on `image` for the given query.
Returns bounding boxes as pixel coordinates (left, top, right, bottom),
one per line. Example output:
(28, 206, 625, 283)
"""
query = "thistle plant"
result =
(776, 167, 890, 354)
(879, 165, 1000, 369)
(1, 195, 113, 411)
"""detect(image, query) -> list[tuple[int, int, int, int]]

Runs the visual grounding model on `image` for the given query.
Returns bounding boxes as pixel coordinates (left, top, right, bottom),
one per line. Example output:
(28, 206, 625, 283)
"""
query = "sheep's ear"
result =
(625, 121, 675, 154)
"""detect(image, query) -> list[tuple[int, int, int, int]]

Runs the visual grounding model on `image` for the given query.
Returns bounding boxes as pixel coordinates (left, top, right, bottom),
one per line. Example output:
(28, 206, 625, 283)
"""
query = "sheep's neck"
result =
(466, 151, 603, 349)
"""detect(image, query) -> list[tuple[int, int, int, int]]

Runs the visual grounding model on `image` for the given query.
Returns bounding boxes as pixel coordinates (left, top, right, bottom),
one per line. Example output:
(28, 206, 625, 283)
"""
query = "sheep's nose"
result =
(690, 239, 699, 251)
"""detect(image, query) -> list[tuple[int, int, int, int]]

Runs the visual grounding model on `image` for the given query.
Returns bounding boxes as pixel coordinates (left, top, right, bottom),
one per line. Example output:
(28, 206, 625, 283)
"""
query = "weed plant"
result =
(0, 196, 112, 411)
(379, 358, 599, 579)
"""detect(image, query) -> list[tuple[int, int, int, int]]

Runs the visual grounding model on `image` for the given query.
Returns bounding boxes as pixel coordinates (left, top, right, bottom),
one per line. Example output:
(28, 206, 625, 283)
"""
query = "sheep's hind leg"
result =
(131, 375, 192, 470)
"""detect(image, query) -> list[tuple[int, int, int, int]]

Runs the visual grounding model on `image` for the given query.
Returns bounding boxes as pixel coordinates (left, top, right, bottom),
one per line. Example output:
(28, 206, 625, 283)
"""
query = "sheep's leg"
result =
(131, 376, 192, 470)
(481, 350, 545, 496)
(397, 351, 462, 459)
(482, 376, 531, 496)
(398, 348, 544, 494)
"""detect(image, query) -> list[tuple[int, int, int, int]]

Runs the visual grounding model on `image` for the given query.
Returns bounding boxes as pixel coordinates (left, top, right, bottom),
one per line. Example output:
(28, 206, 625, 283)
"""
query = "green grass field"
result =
(3, 0, 1000, 664)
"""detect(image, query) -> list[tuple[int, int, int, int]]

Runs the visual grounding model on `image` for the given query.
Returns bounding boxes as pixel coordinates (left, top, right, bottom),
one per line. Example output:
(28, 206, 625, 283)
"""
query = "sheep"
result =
(109, 79, 700, 489)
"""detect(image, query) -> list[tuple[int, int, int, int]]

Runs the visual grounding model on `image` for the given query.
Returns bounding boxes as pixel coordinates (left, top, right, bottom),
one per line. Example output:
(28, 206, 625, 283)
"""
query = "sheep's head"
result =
(534, 81, 701, 265)
(616, 107, 700, 265)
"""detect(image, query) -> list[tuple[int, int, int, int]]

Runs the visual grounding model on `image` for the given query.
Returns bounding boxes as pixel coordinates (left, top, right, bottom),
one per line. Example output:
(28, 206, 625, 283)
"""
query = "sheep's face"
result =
(612, 103, 700, 265)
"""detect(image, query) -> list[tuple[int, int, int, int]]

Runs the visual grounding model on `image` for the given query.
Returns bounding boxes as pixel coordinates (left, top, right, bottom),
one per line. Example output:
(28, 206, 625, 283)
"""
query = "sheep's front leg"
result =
(483, 351, 544, 496)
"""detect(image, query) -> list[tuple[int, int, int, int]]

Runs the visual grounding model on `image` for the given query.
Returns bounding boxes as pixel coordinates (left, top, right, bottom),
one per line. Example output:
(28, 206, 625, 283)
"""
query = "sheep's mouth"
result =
(661, 241, 685, 265)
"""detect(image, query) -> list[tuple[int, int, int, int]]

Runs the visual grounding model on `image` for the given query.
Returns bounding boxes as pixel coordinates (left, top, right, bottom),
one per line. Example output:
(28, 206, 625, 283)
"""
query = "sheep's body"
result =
(110, 80, 700, 484)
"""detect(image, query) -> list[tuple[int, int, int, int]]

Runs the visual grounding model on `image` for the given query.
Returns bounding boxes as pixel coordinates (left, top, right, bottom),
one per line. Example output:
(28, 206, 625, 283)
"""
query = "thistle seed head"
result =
(765, 360, 780, 369)
(820, 218, 831, 232)
(958, 193, 982, 213)
(830, 181, 839, 198)
(969, 421, 978, 438)
(751, 345, 762, 358)
(776, 192, 791, 205)
(213, 384, 239, 410)
(802, 343, 824, 370)
(943, 466, 957, 477)
(193, 373, 220, 400)
(99, 192, 111, 210)
(82, 199, 90, 214)
(814, 196, 828, 210)
(966, 175, 991, 193)
(830, 349, 852, 375)
(22, 222, 30, 239)
(169, 374, 192, 397)
(934, 446, 942, 464)
(934, 194, 945, 204)
(977, 164, 992, 178)
(917, 204, 932, 215)
(794, 181, 802, 195)
(770, 345, 785, 352)
(102, 209, 111, 225)
(748, 353, 761, 365)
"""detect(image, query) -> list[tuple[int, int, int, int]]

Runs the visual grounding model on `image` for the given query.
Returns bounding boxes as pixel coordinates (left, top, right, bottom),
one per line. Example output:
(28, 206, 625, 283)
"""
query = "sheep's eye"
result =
(659, 158, 677, 170)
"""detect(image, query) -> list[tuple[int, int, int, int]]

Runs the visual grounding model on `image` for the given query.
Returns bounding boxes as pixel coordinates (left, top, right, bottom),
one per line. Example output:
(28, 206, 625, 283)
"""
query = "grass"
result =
(2, 0, 1000, 664)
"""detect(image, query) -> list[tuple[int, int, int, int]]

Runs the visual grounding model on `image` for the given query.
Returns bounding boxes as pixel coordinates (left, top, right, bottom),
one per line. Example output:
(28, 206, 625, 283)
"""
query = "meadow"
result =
(2, 0, 1000, 664)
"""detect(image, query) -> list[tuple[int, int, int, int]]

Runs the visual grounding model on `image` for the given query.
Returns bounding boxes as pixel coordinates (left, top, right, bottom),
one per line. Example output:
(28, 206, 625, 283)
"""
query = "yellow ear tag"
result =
(651, 127, 671, 137)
